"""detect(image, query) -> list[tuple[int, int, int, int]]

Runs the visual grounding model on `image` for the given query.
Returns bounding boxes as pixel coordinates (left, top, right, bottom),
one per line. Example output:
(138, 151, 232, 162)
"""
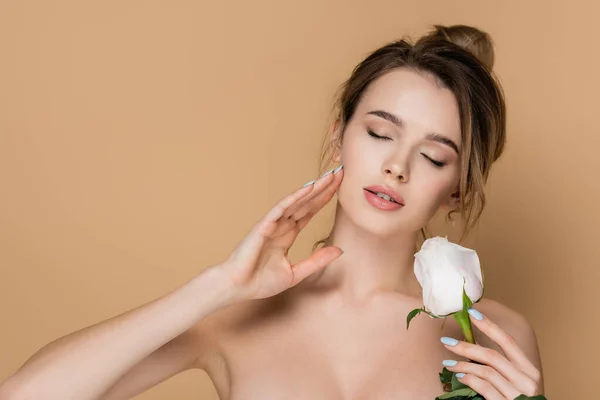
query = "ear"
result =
(441, 188, 461, 211)
(330, 119, 343, 163)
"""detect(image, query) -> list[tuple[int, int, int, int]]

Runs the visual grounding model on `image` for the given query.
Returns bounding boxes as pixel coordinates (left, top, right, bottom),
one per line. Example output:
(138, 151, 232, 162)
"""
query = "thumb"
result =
(290, 246, 343, 287)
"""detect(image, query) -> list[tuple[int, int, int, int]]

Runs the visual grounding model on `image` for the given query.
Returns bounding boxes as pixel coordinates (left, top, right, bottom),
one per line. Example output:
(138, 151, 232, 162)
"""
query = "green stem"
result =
(453, 309, 475, 344)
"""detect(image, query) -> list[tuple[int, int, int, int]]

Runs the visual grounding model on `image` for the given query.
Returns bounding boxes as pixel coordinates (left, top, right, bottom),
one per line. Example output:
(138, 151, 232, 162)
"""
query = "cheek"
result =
(411, 168, 457, 208)
(339, 135, 378, 180)
(337, 140, 376, 207)
(341, 130, 371, 161)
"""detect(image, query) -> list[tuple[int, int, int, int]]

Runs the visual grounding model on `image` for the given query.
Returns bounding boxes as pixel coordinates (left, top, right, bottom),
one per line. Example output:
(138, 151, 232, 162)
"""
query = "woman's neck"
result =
(301, 203, 422, 305)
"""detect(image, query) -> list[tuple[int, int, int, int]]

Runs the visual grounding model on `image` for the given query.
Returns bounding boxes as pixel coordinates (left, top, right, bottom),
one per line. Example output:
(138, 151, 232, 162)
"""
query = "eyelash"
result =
(367, 129, 446, 168)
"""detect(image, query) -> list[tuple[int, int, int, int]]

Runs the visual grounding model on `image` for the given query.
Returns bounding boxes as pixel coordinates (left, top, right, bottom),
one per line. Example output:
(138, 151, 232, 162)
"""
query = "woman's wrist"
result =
(188, 264, 248, 311)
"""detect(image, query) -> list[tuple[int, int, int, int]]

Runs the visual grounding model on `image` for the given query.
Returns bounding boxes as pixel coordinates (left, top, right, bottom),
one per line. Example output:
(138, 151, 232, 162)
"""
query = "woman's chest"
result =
(224, 339, 450, 400)
(209, 298, 464, 400)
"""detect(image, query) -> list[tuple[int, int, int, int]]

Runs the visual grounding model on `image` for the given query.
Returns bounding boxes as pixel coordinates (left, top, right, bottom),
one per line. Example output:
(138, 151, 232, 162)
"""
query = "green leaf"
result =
(462, 281, 473, 310)
(440, 316, 448, 330)
(423, 309, 445, 319)
(439, 367, 453, 384)
(406, 308, 422, 330)
(453, 310, 475, 344)
(514, 395, 547, 399)
(450, 372, 470, 391)
(479, 268, 486, 300)
(435, 387, 478, 399)
(453, 285, 476, 344)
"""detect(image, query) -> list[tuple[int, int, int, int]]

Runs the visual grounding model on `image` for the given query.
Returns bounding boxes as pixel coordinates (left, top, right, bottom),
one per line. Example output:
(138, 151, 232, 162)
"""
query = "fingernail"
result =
(333, 164, 344, 174)
(302, 180, 316, 187)
(442, 359, 457, 367)
(321, 168, 335, 178)
(440, 337, 459, 346)
(467, 308, 483, 321)
(455, 373, 465, 379)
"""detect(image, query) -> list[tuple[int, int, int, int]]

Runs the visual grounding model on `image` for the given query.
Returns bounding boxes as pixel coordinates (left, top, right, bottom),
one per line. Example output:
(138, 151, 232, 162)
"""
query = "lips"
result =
(364, 185, 405, 205)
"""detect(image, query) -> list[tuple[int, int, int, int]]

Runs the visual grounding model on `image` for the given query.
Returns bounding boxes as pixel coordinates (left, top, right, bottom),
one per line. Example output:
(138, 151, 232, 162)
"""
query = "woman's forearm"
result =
(0, 265, 239, 400)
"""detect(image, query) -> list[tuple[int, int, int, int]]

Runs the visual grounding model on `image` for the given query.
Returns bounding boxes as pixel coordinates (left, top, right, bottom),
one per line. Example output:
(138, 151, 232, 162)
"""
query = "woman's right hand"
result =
(219, 166, 344, 301)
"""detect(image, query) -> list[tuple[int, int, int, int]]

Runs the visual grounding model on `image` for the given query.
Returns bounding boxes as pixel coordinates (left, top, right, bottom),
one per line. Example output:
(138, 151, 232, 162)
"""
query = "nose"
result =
(383, 154, 409, 183)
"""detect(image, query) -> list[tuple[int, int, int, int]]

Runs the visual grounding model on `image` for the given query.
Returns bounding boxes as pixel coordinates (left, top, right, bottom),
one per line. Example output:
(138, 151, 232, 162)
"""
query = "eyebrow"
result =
(367, 110, 460, 154)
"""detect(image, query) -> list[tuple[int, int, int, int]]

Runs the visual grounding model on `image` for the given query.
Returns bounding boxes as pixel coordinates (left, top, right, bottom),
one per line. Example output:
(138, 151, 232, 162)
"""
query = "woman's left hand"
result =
(440, 308, 543, 400)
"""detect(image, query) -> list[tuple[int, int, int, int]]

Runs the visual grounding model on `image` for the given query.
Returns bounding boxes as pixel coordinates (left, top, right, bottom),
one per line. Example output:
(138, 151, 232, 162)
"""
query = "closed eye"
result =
(422, 154, 446, 167)
(369, 129, 446, 167)
(367, 130, 392, 141)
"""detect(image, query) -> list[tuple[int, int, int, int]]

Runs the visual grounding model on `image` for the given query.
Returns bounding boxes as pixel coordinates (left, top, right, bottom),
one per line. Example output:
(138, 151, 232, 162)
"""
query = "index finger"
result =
(229, 174, 337, 268)
(467, 308, 539, 379)
(287, 168, 343, 222)
(283, 165, 343, 219)
(258, 183, 316, 234)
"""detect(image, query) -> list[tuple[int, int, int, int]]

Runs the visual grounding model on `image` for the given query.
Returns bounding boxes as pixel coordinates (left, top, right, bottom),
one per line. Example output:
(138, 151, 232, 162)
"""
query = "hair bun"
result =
(422, 24, 495, 70)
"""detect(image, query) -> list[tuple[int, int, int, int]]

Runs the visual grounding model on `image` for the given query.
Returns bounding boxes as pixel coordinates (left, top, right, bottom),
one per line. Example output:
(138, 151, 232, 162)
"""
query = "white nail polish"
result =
(302, 180, 316, 187)
(321, 168, 335, 178)
(333, 164, 344, 174)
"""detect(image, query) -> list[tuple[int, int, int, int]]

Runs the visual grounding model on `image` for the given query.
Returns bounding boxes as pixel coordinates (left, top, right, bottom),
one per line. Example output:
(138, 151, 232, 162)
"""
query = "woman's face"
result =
(334, 68, 462, 237)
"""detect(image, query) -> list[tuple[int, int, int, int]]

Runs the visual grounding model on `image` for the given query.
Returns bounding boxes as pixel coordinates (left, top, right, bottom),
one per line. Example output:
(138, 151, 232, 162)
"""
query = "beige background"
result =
(1, 1, 598, 398)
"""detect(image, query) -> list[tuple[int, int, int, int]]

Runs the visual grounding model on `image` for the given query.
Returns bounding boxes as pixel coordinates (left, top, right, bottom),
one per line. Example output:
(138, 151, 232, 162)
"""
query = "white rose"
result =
(413, 236, 484, 317)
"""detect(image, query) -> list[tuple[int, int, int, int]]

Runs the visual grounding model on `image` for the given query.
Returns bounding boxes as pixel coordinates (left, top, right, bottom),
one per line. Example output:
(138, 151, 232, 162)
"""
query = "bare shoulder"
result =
(475, 298, 543, 370)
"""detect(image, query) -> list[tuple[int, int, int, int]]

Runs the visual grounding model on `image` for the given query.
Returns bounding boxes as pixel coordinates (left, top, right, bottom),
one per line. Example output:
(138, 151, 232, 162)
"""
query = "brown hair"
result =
(315, 24, 506, 247)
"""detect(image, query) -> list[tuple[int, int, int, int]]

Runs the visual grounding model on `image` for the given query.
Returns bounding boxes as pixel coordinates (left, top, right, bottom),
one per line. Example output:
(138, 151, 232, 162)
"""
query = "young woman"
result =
(0, 24, 544, 400)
